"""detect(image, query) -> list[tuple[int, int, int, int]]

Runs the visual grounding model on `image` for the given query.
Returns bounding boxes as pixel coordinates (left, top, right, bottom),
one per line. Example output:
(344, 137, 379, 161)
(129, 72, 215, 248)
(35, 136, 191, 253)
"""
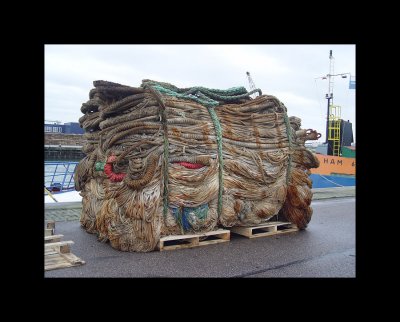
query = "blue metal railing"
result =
(45, 161, 78, 193)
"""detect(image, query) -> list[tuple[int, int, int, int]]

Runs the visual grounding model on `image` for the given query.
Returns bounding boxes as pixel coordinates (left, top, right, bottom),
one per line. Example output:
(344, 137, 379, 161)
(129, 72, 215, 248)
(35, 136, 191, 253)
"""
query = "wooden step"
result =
(229, 221, 298, 239)
(44, 234, 64, 243)
(157, 229, 230, 251)
(45, 241, 74, 254)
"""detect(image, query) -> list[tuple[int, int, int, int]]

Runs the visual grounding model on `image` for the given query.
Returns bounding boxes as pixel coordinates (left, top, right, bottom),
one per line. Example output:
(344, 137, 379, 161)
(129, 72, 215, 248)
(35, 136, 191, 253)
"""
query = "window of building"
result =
(45, 125, 63, 132)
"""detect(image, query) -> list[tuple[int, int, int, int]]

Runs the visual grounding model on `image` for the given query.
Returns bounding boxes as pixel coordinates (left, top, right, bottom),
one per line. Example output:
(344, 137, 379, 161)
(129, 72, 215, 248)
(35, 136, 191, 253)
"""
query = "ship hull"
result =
(311, 154, 355, 176)
(310, 154, 355, 188)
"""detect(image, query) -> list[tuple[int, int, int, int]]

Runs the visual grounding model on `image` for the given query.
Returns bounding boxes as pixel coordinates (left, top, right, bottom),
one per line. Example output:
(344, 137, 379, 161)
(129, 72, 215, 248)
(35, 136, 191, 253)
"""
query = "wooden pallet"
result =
(157, 229, 230, 251)
(45, 243, 85, 271)
(44, 221, 85, 271)
(229, 221, 298, 239)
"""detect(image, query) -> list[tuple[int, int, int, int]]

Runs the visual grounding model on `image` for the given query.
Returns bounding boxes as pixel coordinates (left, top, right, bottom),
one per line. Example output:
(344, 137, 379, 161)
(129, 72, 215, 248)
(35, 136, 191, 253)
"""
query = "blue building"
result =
(64, 122, 84, 134)
(44, 122, 84, 134)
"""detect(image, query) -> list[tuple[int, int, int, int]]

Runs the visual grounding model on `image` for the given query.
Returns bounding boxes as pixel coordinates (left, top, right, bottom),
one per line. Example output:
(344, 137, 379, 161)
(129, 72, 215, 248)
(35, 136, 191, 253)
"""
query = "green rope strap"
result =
(189, 87, 262, 102)
(142, 79, 249, 95)
(144, 85, 170, 217)
(174, 206, 184, 235)
(206, 106, 224, 218)
(162, 131, 169, 217)
(151, 84, 219, 107)
(283, 111, 292, 184)
(142, 81, 262, 107)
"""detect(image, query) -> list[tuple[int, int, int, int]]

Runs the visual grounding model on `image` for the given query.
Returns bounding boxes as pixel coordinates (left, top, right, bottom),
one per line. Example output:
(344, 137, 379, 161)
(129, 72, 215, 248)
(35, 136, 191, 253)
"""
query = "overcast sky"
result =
(45, 45, 355, 143)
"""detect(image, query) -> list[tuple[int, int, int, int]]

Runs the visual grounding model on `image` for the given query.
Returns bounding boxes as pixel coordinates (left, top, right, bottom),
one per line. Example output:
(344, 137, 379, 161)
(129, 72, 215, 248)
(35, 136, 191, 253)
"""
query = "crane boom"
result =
(246, 71, 258, 98)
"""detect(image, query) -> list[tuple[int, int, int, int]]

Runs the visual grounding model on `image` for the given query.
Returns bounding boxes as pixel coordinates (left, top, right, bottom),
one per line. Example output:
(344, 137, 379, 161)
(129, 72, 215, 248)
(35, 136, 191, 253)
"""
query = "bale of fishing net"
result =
(74, 80, 320, 252)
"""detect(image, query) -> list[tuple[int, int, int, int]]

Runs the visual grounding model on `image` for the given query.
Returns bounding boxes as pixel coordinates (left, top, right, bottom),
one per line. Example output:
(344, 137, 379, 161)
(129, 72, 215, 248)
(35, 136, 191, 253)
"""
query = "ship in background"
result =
(309, 50, 355, 188)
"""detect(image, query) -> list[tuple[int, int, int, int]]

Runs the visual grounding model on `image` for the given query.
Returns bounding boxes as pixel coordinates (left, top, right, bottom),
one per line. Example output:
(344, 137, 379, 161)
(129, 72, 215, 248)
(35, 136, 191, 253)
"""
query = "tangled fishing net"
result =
(74, 80, 321, 252)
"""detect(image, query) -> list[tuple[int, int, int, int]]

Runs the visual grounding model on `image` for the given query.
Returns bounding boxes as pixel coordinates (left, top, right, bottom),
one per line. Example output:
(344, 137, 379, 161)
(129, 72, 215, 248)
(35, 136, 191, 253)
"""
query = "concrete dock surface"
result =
(44, 190, 355, 278)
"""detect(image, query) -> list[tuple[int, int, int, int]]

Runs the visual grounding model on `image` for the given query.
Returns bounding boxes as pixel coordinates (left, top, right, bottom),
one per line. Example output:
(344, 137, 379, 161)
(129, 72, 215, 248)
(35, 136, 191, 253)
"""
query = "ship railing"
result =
(45, 161, 78, 193)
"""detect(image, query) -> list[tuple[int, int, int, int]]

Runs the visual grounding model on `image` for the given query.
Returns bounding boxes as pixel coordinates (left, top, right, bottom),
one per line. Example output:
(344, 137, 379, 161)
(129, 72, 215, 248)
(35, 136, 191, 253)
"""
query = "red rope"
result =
(104, 156, 203, 181)
(104, 155, 126, 182)
(174, 161, 204, 169)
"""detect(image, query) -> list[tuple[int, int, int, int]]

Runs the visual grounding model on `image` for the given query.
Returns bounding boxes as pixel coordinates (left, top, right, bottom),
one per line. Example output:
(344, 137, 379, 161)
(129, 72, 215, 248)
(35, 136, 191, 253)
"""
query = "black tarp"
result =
(327, 119, 353, 155)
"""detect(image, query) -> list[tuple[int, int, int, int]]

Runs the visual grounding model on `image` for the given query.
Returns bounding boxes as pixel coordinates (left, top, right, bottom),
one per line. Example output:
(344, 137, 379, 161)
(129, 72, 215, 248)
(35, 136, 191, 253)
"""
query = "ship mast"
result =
(315, 50, 351, 154)
(325, 50, 334, 145)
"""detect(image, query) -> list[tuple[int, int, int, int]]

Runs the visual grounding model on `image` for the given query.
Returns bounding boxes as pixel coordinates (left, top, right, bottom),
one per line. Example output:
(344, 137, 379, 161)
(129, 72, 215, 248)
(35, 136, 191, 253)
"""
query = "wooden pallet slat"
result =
(45, 249, 59, 256)
(229, 221, 298, 239)
(45, 228, 54, 236)
(45, 257, 85, 271)
(44, 245, 85, 271)
(157, 229, 230, 251)
(45, 234, 64, 243)
(45, 241, 74, 253)
(61, 252, 86, 264)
